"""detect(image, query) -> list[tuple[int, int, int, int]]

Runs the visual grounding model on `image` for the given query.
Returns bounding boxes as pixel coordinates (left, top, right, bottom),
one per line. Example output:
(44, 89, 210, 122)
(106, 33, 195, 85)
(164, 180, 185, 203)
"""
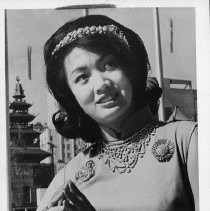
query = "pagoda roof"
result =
(9, 101, 32, 109)
(10, 147, 51, 162)
(11, 147, 50, 155)
(10, 113, 35, 123)
(10, 127, 41, 135)
(10, 128, 41, 141)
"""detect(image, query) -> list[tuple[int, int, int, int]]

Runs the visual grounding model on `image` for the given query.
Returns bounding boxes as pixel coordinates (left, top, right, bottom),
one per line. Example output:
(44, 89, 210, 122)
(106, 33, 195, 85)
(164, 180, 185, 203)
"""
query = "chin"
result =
(93, 106, 129, 126)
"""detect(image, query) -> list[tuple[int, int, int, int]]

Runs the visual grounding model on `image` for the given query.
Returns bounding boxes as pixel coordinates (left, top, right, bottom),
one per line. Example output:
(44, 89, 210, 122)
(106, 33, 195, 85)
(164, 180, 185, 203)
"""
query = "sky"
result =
(7, 9, 84, 123)
(7, 8, 196, 124)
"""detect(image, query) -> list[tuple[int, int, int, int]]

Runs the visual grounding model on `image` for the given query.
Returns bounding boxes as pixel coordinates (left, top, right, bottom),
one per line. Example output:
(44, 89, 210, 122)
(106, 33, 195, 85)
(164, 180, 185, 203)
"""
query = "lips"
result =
(96, 93, 119, 105)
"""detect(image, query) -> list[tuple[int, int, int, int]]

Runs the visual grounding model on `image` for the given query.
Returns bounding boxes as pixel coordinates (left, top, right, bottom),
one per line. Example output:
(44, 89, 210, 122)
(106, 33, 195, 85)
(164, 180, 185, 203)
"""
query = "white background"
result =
(0, 0, 209, 210)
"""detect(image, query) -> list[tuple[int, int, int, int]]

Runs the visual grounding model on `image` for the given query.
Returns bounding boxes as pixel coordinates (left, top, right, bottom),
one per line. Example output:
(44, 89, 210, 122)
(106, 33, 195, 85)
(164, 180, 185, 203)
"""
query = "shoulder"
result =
(158, 120, 197, 132)
(55, 147, 96, 187)
(155, 120, 197, 163)
(37, 149, 92, 211)
(53, 144, 98, 186)
(157, 120, 197, 140)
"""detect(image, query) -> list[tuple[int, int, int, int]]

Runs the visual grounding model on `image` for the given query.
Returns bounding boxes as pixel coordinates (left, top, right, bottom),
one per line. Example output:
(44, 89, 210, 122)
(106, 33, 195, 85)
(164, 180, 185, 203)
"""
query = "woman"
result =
(37, 15, 198, 211)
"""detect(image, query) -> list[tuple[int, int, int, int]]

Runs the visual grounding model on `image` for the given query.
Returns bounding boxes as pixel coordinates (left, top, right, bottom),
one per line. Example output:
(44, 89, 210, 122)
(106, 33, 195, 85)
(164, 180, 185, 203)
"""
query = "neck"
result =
(102, 104, 134, 134)
(100, 106, 153, 143)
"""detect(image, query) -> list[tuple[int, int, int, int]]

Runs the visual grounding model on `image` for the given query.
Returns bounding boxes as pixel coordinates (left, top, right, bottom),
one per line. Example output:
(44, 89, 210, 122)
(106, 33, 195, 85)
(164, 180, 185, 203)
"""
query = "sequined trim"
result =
(152, 139, 175, 162)
(98, 121, 161, 174)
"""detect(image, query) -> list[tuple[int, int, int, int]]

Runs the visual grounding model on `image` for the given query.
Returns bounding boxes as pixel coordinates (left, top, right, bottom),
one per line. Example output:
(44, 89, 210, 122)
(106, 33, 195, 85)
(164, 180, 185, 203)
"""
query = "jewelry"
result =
(51, 25, 130, 56)
(75, 160, 96, 185)
(98, 121, 161, 174)
(152, 139, 175, 162)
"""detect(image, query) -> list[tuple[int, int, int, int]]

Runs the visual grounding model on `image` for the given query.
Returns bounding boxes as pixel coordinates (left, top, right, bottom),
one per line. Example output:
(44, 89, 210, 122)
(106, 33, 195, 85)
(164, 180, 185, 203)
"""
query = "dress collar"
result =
(100, 106, 154, 143)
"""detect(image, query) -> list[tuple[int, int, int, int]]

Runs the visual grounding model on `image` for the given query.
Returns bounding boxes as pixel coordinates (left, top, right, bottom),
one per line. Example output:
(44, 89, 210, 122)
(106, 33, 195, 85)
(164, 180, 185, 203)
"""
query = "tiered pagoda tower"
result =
(9, 77, 52, 211)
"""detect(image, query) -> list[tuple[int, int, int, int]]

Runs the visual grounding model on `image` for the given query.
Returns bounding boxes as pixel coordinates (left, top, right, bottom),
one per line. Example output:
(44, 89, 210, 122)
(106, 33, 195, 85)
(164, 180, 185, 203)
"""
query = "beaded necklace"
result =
(98, 120, 161, 174)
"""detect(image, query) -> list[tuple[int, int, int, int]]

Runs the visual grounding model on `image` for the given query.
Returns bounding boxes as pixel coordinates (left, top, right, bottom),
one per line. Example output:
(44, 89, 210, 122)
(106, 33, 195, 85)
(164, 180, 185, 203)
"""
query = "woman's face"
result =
(64, 47, 133, 128)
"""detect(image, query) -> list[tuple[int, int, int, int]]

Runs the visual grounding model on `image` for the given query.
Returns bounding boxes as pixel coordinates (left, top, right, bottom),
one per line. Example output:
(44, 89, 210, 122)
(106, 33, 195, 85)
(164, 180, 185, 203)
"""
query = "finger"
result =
(67, 182, 96, 210)
(64, 186, 84, 208)
(63, 200, 77, 211)
(47, 205, 66, 211)
(58, 199, 63, 206)
(69, 181, 93, 206)
(68, 181, 85, 199)
(48, 191, 65, 208)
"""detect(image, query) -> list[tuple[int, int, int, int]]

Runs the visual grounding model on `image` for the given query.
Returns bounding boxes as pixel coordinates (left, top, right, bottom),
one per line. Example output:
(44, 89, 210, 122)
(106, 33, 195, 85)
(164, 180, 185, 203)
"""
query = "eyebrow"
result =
(70, 53, 113, 76)
(96, 54, 115, 67)
(71, 66, 88, 76)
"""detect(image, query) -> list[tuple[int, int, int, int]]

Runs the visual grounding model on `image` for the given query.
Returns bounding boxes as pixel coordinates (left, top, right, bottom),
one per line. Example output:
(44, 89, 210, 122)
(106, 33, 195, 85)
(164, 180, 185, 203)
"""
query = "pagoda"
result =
(9, 77, 52, 211)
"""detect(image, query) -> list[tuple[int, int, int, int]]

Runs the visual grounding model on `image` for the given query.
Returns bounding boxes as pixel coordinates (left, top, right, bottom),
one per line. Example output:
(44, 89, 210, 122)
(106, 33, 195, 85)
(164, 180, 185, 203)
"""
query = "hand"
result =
(46, 198, 73, 211)
(63, 180, 96, 211)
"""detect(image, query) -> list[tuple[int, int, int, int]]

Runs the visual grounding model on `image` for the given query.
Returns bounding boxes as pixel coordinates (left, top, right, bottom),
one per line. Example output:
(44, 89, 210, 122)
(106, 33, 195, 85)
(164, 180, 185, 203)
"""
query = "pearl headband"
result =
(51, 24, 130, 56)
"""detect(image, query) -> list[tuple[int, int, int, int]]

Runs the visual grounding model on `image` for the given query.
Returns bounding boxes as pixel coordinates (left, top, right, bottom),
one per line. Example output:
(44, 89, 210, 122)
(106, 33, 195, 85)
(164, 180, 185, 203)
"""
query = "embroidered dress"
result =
(37, 107, 198, 211)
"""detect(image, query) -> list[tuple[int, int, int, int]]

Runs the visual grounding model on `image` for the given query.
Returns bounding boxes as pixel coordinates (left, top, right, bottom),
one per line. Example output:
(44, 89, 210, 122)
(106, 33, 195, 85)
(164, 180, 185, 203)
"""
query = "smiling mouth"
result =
(96, 93, 119, 105)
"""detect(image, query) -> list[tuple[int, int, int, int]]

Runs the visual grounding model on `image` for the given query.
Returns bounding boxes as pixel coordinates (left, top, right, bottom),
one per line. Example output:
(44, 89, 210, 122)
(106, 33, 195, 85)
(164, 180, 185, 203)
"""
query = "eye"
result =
(104, 60, 117, 71)
(75, 74, 89, 84)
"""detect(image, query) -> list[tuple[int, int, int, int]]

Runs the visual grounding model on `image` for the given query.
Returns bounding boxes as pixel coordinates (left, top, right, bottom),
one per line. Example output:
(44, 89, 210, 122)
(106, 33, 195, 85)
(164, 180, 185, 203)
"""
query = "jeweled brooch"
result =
(152, 139, 175, 162)
(75, 160, 96, 185)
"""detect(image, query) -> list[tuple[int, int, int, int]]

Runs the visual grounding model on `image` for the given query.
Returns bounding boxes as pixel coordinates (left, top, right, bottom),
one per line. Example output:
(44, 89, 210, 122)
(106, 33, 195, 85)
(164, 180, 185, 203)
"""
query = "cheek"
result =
(122, 82, 133, 105)
(115, 72, 133, 100)
(71, 85, 94, 109)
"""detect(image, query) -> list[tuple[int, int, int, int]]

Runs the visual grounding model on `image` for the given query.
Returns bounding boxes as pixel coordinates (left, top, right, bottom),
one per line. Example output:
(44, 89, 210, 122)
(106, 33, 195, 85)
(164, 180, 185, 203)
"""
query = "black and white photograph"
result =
(1, 1, 210, 211)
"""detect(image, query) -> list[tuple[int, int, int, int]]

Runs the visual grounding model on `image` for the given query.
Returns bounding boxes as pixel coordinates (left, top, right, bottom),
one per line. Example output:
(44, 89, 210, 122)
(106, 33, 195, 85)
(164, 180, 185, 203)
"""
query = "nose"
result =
(93, 71, 112, 95)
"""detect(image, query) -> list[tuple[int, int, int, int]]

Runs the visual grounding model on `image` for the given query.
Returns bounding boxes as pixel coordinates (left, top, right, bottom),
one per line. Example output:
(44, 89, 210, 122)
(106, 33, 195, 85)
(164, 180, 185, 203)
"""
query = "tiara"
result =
(51, 24, 130, 56)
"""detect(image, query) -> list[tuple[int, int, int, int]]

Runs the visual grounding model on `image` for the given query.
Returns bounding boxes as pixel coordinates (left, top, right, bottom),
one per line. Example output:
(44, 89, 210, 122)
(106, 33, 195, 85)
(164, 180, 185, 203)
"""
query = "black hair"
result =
(44, 15, 162, 143)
